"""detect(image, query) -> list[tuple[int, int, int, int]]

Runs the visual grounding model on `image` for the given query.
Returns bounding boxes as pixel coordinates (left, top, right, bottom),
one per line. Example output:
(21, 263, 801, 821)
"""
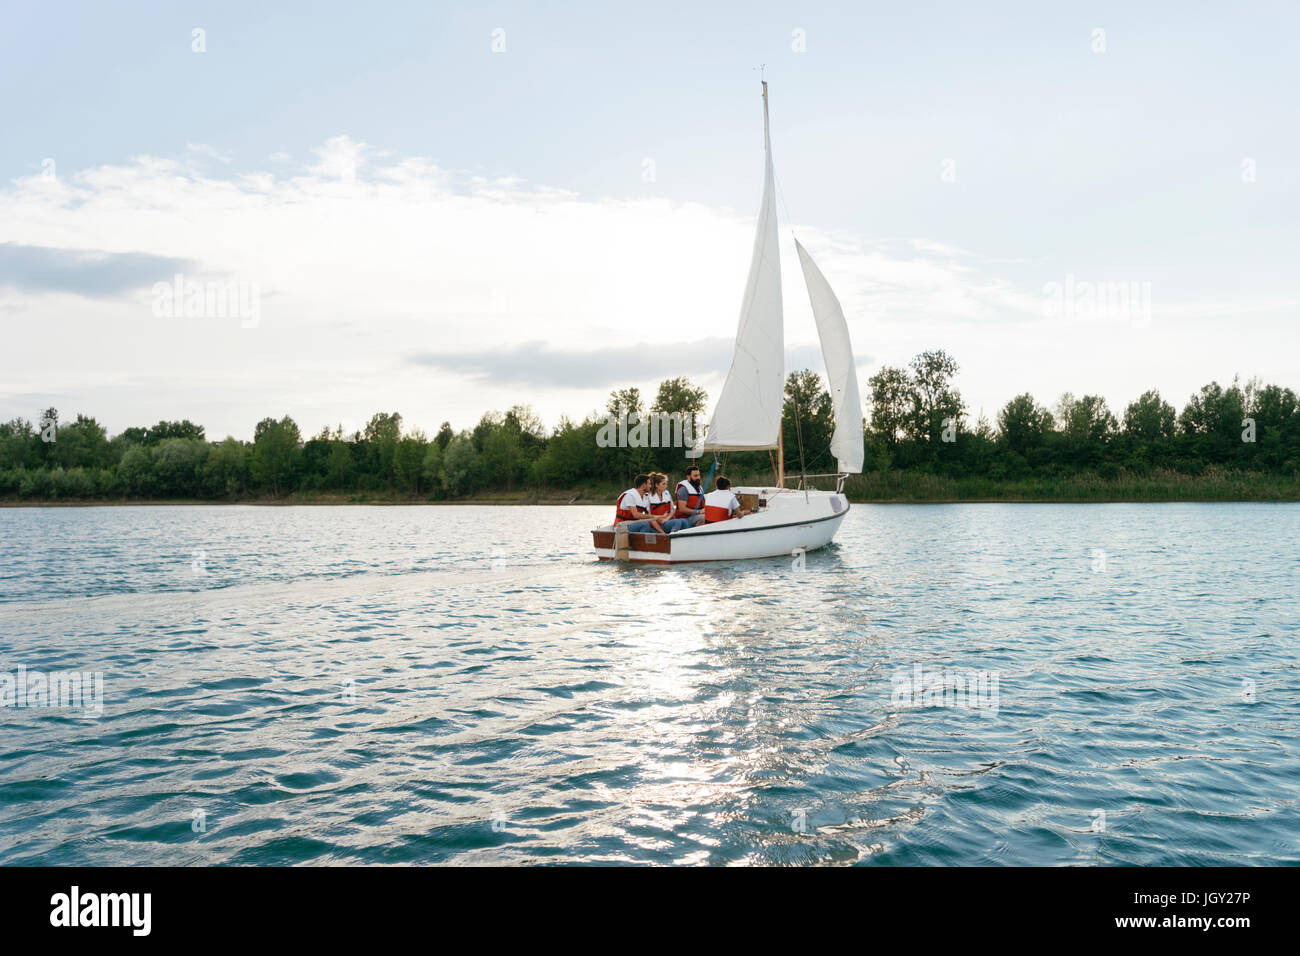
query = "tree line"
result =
(1, 357, 1297, 502)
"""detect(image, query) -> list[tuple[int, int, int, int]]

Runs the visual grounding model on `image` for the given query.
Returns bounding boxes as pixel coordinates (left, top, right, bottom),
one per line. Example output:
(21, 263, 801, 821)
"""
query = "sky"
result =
(1, 0, 1297, 440)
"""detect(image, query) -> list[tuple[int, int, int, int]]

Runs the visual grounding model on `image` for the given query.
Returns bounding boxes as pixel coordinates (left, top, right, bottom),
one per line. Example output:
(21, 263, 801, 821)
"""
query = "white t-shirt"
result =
(617, 488, 647, 513)
(647, 490, 672, 508)
(703, 489, 741, 515)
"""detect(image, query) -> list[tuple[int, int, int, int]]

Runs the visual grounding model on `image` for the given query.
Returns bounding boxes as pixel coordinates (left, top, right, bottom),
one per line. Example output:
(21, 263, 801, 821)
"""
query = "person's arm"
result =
(643, 497, 665, 532)
(632, 494, 665, 531)
(675, 488, 694, 519)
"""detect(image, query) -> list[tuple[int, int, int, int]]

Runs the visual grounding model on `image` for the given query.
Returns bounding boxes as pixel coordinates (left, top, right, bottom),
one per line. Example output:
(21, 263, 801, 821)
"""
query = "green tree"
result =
(868, 365, 912, 452)
(652, 377, 708, 418)
(906, 350, 965, 451)
(205, 437, 248, 497)
(441, 435, 482, 496)
(998, 393, 1054, 457)
(0, 418, 38, 469)
(606, 387, 643, 418)
(394, 433, 428, 494)
(422, 441, 445, 493)
(326, 438, 353, 490)
(152, 437, 209, 496)
(251, 416, 301, 495)
(51, 414, 110, 469)
(146, 420, 206, 443)
(1123, 390, 1176, 441)
(117, 444, 155, 496)
(1251, 384, 1300, 467)
(1179, 380, 1247, 463)
(1056, 394, 1117, 442)
(363, 412, 403, 487)
(782, 370, 834, 473)
(1054, 393, 1116, 468)
(482, 424, 526, 488)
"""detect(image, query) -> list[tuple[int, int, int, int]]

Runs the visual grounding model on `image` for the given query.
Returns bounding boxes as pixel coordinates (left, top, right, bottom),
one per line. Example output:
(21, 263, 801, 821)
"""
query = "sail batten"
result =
(698, 81, 784, 454)
(795, 239, 865, 474)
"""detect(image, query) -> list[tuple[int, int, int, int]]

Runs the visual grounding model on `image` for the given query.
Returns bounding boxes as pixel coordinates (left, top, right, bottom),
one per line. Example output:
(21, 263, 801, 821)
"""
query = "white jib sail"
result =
(699, 82, 784, 453)
(795, 238, 864, 474)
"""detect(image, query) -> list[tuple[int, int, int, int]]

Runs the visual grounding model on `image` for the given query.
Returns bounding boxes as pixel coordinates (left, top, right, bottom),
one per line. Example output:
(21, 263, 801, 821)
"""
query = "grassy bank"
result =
(838, 467, 1300, 502)
(3, 468, 1297, 506)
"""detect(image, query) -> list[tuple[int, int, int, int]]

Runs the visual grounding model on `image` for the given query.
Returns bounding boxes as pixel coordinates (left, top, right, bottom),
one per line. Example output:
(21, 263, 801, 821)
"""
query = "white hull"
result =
(592, 488, 849, 563)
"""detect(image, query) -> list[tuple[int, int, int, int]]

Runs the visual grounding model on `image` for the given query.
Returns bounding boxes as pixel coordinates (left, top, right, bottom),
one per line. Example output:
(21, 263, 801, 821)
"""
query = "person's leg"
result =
(689, 513, 706, 526)
(623, 520, 653, 533)
(663, 518, 689, 533)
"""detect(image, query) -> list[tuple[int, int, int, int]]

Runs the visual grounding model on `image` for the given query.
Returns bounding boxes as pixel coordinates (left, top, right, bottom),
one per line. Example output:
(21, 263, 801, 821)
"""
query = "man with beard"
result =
(674, 464, 708, 527)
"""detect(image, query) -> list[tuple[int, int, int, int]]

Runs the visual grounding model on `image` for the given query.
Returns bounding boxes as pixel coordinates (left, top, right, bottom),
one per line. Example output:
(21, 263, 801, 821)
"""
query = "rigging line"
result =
(791, 378, 810, 501)
(766, 82, 811, 498)
(768, 103, 806, 497)
(775, 166, 803, 495)
(773, 167, 797, 241)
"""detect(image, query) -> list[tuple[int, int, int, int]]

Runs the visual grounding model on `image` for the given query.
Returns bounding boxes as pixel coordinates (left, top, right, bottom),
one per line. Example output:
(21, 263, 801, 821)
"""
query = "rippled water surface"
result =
(1, 503, 1297, 865)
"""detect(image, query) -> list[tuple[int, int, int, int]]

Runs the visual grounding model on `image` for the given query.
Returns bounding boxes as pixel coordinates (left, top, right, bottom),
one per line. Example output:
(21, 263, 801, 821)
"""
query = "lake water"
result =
(1, 503, 1297, 865)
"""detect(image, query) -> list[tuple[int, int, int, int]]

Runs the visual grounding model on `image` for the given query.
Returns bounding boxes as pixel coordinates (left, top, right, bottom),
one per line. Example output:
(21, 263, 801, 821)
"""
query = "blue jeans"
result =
(621, 520, 656, 533)
(661, 518, 690, 533)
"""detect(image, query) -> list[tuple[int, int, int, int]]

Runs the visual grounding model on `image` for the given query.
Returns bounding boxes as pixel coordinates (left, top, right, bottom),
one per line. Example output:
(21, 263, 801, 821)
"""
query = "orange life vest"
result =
(675, 480, 703, 518)
(649, 492, 672, 516)
(614, 490, 642, 525)
(703, 489, 737, 524)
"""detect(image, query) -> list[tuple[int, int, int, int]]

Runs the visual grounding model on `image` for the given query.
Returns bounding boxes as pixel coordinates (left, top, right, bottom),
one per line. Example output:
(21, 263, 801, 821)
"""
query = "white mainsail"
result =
(795, 238, 864, 474)
(699, 81, 784, 452)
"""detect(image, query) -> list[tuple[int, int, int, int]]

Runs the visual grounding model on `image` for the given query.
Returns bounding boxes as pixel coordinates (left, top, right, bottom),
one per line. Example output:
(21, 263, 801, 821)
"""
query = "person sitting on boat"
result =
(703, 476, 748, 523)
(675, 465, 708, 526)
(647, 472, 690, 533)
(614, 474, 668, 534)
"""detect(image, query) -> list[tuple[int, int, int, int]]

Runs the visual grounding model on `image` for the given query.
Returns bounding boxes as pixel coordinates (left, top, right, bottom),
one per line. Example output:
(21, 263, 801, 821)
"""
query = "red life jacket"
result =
(703, 490, 736, 524)
(649, 492, 672, 516)
(614, 490, 642, 525)
(675, 480, 703, 518)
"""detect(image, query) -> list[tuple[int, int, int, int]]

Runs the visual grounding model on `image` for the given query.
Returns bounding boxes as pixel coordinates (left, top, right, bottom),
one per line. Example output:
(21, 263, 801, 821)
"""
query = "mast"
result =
(777, 421, 785, 487)
(767, 77, 783, 490)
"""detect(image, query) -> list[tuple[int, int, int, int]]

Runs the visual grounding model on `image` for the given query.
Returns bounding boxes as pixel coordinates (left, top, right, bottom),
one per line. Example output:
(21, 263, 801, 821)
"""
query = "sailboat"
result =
(592, 81, 863, 563)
